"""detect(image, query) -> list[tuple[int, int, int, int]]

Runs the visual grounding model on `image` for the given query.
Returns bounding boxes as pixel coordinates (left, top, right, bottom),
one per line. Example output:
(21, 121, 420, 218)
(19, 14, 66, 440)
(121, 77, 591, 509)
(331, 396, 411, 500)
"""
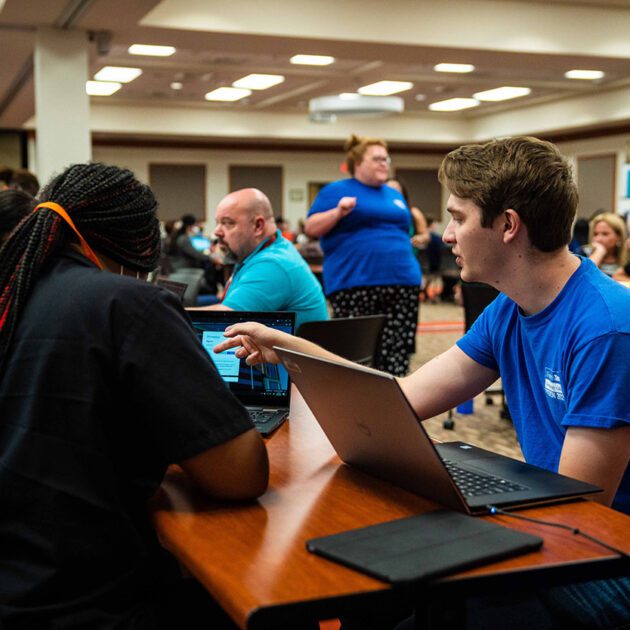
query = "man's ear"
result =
(253, 215, 266, 234)
(502, 209, 520, 243)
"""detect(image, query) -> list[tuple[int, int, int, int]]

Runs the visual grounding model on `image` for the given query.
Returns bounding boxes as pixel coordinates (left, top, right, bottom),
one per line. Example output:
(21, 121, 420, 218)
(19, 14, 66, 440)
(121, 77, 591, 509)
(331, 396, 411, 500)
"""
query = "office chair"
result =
(438, 244, 460, 303)
(461, 282, 500, 330)
(297, 315, 386, 366)
(167, 268, 205, 307)
(444, 282, 510, 429)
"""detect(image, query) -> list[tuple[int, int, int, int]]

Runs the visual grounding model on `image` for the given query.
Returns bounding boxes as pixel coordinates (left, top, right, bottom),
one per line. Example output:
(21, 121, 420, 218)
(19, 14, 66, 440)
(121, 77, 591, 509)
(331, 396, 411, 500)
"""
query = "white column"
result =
(34, 27, 91, 185)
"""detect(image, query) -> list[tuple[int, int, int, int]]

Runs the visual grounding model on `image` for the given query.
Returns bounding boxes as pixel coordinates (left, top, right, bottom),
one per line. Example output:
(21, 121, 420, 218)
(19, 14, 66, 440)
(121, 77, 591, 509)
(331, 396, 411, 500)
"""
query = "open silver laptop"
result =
(275, 347, 601, 514)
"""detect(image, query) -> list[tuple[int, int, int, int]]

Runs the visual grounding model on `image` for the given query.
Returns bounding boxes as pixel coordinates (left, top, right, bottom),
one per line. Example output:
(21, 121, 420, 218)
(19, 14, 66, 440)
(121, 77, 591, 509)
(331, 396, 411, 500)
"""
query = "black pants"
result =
(328, 285, 420, 376)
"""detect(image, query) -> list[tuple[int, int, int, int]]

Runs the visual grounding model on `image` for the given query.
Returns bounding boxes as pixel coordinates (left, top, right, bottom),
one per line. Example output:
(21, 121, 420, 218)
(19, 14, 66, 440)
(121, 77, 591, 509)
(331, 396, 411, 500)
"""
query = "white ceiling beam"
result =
(60, 102, 471, 144)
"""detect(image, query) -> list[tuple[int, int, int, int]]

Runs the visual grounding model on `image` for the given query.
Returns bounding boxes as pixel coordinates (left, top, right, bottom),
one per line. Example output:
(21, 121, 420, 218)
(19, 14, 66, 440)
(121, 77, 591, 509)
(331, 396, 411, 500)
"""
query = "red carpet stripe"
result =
(417, 320, 464, 333)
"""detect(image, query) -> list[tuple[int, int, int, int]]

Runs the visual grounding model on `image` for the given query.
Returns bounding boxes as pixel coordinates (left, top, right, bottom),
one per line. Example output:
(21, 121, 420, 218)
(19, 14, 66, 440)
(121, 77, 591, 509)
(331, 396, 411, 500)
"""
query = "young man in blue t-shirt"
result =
(404, 138, 630, 516)
(216, 137, 630, 627)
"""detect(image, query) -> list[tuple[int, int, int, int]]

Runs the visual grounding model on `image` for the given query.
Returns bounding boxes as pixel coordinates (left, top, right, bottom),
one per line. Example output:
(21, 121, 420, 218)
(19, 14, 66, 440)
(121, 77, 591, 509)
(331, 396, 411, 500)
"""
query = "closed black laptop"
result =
(307, 510, 543, 584)
(187, 310, 295, 436)
(275, 347, 601, 514)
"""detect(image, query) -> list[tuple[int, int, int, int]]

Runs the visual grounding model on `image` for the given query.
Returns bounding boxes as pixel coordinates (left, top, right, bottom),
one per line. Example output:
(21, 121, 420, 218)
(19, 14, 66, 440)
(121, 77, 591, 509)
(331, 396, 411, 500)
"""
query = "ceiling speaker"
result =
(309, 95, 404, 123)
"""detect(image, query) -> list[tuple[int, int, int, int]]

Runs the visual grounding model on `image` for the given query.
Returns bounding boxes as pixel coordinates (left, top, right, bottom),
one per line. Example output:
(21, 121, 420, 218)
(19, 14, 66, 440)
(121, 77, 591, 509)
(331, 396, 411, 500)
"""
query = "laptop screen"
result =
(189, 235, 212, 252)
(187, 310, 295, 407)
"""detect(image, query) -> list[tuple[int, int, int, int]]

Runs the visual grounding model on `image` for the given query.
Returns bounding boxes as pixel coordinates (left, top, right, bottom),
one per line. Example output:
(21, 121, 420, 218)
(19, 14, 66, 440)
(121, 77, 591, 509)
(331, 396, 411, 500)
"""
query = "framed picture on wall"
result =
(307, 182, 330, 207)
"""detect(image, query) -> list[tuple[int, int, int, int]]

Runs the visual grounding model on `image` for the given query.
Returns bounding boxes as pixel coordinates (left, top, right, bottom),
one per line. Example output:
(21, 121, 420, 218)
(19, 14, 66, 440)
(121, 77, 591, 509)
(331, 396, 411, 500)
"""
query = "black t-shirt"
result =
(0, 252, 253, 628)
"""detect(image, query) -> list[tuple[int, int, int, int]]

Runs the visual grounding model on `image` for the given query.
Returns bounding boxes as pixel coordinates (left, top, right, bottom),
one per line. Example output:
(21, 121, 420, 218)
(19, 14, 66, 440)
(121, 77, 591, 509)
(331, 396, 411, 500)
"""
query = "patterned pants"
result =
(328, 285, 420, 376)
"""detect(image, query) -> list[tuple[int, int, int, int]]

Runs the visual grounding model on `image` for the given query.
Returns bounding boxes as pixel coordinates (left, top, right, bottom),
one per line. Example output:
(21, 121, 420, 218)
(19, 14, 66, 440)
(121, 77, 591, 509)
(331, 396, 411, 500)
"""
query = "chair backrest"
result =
(439, 244, 460, 276)
(167, 268, 205, 307)
(297, 315, 386, 366)
(460, 282, 499, 332)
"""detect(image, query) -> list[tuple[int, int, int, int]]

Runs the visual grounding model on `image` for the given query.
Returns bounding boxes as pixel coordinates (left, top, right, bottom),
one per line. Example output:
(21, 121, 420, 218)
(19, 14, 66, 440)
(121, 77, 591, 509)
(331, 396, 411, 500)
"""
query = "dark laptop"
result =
(275, 347, 601, 514)
(156, 277, 188, 302)
(187, 310, 294, 436)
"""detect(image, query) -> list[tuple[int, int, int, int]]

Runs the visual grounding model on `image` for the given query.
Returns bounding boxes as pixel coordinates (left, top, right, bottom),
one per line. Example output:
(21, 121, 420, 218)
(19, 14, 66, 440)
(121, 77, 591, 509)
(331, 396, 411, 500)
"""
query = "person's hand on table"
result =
(213, 322, 289, 365)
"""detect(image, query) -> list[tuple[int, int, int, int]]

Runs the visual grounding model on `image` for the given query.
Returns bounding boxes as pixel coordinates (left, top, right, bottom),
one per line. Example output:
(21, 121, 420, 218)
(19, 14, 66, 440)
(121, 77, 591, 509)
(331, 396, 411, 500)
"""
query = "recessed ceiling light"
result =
(290, 54, 335, 66)
(414, 94, 426, 101)
(170, 82, 183, 90)
(232, 74, 285, 90)
(429, 97, 479, 112)
(358, 81, 413, 96)
(434, 63, 475, 74)
(205, 87, 252, 102)
(86, 80, 122, 96)
(339, 92, 360, 100)
(473, 86, 531, 101)
(94, 66, 142, 83)
(128, 44, 176, 57)
(564, 69, 605, 80)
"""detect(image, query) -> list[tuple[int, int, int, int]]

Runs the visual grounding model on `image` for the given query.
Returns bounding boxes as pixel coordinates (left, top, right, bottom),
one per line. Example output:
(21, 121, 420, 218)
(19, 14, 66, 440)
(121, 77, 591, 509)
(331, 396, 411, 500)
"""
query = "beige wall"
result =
(93, 131, 630, 236)
(0, 132, 22, 169)
(556, 133, 630, 216)
(92, 145, 446, 230)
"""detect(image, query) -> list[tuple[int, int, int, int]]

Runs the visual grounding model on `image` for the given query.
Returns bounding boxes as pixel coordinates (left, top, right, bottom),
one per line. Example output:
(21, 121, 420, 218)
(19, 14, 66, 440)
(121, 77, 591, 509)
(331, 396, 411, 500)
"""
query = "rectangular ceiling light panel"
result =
(94, 66, 143, 83)
(205, 87, 252, 101)
(473, 86, 531, 101)
(358, 81, 413, 95)
(564, 69, 604, 80)
(232, 74, 285, 90)
(429, 97, 479, 111)
(290, 54, 334, 66)
(128, 44, 176, 57)
(86, 81, 122, 96)
(434, 63, 475, 73)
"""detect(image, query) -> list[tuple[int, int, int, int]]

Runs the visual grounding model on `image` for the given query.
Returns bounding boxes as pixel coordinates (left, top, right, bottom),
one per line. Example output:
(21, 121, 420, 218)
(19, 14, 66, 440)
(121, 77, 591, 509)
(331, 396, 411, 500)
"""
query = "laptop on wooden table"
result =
(187, 310, 295, 436)
(274, 347, 601, 514)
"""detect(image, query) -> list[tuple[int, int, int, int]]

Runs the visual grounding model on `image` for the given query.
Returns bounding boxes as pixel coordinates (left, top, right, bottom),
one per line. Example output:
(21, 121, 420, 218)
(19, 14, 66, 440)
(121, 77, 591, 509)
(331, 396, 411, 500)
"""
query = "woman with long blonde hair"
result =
(588, 212, 627, 276)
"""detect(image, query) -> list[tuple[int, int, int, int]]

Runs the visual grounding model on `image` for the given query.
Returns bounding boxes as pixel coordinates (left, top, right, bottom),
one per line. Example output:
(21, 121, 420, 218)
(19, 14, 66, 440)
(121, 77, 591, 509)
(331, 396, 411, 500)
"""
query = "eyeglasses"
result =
(369, 156, 391, 165)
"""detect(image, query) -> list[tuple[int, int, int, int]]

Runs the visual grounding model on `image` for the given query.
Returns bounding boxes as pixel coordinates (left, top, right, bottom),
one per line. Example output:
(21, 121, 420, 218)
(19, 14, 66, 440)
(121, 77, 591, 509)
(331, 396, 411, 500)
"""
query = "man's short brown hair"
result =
(438, 136, 578, 252)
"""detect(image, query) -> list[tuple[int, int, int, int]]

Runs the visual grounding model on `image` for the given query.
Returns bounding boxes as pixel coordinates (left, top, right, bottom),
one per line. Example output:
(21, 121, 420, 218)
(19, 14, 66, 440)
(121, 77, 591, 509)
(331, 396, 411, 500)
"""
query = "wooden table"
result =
(150, 389, 630, 629)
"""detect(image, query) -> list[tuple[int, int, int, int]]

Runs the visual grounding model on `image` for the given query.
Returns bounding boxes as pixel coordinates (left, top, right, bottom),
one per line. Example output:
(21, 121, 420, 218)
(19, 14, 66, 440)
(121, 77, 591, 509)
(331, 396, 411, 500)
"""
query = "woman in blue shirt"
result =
(306, 135, 421, 376)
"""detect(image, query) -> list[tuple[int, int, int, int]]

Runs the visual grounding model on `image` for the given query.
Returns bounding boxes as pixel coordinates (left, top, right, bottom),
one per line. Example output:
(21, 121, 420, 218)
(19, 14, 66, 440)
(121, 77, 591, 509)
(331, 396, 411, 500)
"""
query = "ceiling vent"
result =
(308, 94, 404, 123)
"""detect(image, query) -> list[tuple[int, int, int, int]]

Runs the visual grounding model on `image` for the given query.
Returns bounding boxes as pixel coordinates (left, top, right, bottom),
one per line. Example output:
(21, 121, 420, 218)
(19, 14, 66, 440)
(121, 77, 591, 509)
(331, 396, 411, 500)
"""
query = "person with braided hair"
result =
(0, 163, 268, 629)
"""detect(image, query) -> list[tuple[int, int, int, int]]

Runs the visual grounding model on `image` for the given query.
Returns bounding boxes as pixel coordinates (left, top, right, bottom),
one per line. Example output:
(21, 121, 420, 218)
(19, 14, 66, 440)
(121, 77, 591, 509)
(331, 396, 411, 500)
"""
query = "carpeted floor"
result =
(410, 301, 523, 461)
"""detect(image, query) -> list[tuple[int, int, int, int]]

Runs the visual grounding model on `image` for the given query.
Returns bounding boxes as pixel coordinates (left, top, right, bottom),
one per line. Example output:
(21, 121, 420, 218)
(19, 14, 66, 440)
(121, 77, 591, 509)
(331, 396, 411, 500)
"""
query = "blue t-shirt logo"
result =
(544, 367, 565, 401)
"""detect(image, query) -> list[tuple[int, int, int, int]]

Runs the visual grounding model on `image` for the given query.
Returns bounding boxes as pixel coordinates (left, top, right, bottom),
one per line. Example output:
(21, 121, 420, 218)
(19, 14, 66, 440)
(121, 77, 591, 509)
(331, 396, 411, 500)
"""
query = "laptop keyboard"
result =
(443, 460, 529, 497)
(249, 409, 285, 424)
(247, 409, 289, 437)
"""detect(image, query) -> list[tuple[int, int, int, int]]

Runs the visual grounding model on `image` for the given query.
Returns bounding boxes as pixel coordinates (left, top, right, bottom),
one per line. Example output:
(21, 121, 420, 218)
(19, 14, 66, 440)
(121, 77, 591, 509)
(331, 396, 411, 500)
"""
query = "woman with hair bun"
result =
(306, 134, 421, 376)
(0, 163, 267, 628)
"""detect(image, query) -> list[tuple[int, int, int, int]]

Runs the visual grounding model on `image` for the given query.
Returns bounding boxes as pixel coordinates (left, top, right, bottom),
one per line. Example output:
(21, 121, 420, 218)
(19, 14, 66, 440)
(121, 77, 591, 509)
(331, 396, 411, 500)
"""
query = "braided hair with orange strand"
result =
(0, 162, 160, 364)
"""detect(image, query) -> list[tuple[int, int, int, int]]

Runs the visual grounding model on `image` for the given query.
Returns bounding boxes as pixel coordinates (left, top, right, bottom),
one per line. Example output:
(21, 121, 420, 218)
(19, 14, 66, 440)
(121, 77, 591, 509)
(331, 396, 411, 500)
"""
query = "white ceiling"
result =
(2, 0, 630, 147)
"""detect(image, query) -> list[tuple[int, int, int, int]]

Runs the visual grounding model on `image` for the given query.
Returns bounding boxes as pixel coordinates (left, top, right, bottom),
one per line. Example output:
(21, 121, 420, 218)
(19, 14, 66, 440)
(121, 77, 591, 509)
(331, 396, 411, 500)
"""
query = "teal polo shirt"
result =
(223, 230, 328, 330)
